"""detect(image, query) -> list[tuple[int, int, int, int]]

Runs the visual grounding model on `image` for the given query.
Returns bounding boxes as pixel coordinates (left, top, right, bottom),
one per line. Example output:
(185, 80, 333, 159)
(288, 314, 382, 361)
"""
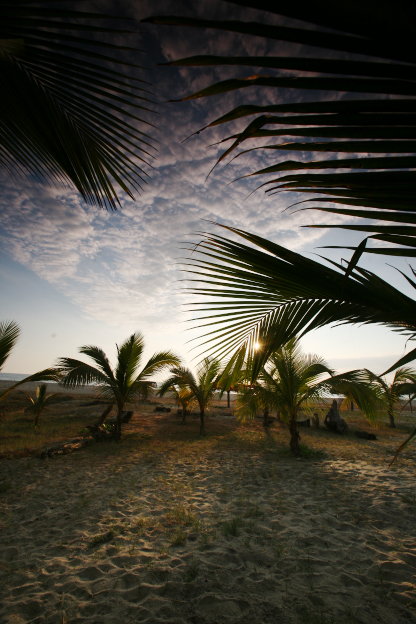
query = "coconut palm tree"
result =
(235, 380, 276, 429)
(216, 347, 250, 408)
(259, 340, 380, 454)
(159, 358, 222, 435)
(364, 368, 416, 428)
(2, 2, 154, 209)
(25, 383, 58, 428)
(58, 333, 180, 439)
(158, 382, 195, 424)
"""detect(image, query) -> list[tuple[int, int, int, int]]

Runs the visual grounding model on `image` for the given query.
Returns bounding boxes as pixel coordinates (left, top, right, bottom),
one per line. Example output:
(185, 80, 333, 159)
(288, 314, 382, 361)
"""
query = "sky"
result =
(0, 0, 413, 378)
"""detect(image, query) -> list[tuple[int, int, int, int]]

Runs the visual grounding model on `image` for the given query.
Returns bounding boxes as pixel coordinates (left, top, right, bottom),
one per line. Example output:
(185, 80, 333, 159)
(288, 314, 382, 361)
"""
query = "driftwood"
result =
(324, 400, 348, 434)
(39, 410, 134, 458)
(39, 436, 94, 458)
(154, 406, 171, 413)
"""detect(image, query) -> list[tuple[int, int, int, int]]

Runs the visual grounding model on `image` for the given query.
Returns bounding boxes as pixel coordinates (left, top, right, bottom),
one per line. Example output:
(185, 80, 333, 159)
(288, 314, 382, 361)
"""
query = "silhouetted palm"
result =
(159, 358, 222, 435)
(146, 2, 416, 261)
(2, 2, 154, 209)
(236, 338, 379, 455)
(364, 367, 416, 428)
(0, 320, 60, 400)
(58, 333, 180, 438)
(0, 321, 20, 372)
(25, 383, 58, 428)
(185, 225, 416, 377)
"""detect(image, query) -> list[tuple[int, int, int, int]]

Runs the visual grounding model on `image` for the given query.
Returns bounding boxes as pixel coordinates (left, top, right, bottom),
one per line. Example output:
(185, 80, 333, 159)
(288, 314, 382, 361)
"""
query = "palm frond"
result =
(0, 367, 60, 400)
(390, 428, 416, 466)
(136, 351, 181, 383)
(115, 333, 144, 388)
(0, 320, 20, 370)
(185, 224, 416, 376)
(78, 346, 115, 383)
(58, 357, 108, 388)
(145, 3, 416, 257)
(2, 1, 155, 209)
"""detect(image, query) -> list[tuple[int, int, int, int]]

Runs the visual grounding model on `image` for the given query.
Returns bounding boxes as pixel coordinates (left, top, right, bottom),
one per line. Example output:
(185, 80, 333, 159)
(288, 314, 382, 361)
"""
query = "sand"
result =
(1, 402, 416, 623)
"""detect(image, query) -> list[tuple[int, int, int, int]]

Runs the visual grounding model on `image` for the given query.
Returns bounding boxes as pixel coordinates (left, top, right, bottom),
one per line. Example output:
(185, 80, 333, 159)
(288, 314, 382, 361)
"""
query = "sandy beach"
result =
(1, 392, 416, 624)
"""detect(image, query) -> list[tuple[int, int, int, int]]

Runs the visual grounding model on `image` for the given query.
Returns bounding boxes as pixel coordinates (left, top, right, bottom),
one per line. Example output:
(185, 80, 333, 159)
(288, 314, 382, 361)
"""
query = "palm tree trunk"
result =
(116, 403, 123, 439)
(289, 415, 300, 456)
(96, 403, 113, 427)
(263, 406, 270, 428)
(199, 407, 205, 436)
(388, 399, 396, 428)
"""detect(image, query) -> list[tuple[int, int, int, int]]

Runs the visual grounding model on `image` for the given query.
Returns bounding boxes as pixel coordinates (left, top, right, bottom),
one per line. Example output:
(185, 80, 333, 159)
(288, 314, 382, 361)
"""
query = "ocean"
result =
(0, 373, 31, 382)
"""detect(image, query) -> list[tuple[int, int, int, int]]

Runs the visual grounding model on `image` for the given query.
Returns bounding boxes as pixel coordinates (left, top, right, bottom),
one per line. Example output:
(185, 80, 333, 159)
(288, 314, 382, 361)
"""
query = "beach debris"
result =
(154, 406, 171, 413)
(39, 436, 94, 459)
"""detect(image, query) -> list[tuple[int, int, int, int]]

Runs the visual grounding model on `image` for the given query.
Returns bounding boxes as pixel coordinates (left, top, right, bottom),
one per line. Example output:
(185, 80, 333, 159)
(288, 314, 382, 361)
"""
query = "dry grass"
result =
(1, 387, 415, 467)
(0, 389, 104, 457)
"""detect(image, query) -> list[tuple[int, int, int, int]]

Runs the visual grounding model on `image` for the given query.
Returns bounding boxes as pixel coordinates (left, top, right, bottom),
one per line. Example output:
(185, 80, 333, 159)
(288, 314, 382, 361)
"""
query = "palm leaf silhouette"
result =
(145, 2, 416, 260)
(2, 1, 155, 209)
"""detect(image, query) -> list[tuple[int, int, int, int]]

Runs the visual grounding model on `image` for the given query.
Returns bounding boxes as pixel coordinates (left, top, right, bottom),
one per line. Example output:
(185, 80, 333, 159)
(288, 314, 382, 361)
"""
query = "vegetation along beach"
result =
(2, 2, 416, 623)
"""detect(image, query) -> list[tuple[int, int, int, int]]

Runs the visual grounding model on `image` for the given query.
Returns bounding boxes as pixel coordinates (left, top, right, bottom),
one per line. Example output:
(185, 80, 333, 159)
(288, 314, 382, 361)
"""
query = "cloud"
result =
(1, 0, 389, 366)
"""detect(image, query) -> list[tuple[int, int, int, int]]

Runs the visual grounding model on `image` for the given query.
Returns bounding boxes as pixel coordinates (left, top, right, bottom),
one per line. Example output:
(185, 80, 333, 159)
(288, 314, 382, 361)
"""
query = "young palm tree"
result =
(241, 339, 379, 455)
(58, 333, 180, 439)
(216, 348, 250, 409)
(158, 382, 195, 424)
(364, 368, 416, 428)
(25, 384, 57, 428)
(235, 381, 276, 429)
(159, 358, 222, 435)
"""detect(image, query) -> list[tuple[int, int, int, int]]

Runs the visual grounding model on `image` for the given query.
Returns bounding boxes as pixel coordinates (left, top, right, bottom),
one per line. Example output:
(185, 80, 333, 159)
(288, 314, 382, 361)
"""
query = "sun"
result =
(253, 341, 261, 351)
